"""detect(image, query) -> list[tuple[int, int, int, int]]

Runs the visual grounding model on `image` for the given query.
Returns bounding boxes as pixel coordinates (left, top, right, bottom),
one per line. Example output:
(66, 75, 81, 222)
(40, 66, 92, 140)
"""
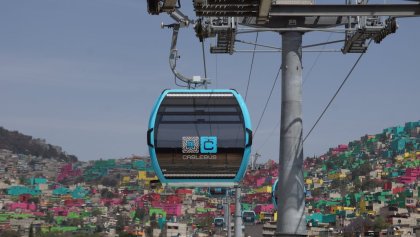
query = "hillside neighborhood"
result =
(0, 121, 418, 237)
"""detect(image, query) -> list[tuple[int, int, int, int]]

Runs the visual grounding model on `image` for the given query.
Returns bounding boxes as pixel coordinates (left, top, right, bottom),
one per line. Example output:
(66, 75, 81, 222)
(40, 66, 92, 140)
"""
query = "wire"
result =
(199, 17, 208, 89)
(303, 40, 372, 143)
(244, 33, 259, 101)
(201, 38, 208, 79)
(174, 75, 188, 88)
(303, 33, 333, 85)
(253, 63, 281, 138)
(255, 34, 334, 152)
(215, 55, 218, 88)
(236, 39, 342, 51)
(236, 38, 280, 51)
(256, 120, 280, 153)
(254, 34, 337, 149)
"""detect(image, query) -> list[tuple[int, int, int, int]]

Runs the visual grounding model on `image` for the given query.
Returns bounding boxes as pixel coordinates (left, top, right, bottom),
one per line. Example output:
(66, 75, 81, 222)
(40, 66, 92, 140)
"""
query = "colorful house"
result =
(7, 186, 41, 196)
(307, 213, 337, 224)
(7, 202, 37, 211)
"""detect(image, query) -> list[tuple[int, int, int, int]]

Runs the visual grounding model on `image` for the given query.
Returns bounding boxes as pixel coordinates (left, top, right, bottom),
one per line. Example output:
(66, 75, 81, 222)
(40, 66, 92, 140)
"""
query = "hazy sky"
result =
(1, 0, 419, 161)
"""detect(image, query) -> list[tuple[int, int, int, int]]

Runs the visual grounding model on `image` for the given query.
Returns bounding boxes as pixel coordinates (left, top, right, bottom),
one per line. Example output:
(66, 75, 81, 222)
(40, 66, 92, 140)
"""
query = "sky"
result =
(0, 0, 419, 162)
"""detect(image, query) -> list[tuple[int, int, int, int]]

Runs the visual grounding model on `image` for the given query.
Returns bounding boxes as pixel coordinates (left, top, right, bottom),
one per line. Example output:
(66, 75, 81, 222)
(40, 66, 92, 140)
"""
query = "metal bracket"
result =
(342, 16, 397, 53)
(167, 24, 208, 86)
(194, 17, 238, 54)
(160, 9, 209, 86)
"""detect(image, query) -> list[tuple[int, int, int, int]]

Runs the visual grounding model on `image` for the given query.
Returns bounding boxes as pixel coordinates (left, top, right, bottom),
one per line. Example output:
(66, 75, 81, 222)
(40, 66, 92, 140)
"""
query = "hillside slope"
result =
(0, 127, 77, 162)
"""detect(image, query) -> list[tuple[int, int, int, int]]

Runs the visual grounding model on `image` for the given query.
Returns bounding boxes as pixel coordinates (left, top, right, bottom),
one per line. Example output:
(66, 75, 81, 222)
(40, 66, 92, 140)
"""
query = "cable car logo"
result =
(182, 136, 200, 153)
(200, 136, 217, 153)
(182, 136, 217, 154)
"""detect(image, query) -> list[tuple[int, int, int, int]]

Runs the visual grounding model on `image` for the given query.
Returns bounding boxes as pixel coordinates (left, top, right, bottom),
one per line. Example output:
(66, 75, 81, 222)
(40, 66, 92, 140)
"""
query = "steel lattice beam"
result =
(195, 4, 420, 17)
(269, 4, 420, 17)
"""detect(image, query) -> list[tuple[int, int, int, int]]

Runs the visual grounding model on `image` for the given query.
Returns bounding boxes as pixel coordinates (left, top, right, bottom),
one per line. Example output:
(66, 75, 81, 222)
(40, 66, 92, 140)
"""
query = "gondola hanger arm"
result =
(162, 9, 209, 86)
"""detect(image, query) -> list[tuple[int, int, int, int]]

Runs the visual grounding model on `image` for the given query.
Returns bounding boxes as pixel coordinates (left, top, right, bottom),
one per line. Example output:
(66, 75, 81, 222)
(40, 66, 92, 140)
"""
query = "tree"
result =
(150, 213, 158, 230)
(29, 223, 34, 237)
(349, 193, 357, 208)
(116, 214, 128, 232)
(373, 216, 389, 231)
(18, 175, 26, 185)
(67, 218, 83, 227)
(353, 178, 362, 193)
(119, 232, 136, 237)
(145, 227, 153, 237)
(44, 210, 55, 224)
(325, 161, 334, 170)
(195, 216, 213, 230)
(92, 208, 102, 217)
(0, 230, 20, 237)
(405, 142, 414, 152)
(100, 188, 116, 199)
(121, 195, 127, 205)
(361, 177, 377, 191)
(311, 188, 322, 198)
(28, 196, 40, 204)
(331, 179, 341, 190)
(133, 208, 146, 222)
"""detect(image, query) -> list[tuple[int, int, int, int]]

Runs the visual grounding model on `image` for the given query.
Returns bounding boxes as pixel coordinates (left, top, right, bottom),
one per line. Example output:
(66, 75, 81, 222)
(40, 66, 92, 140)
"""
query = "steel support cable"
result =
(253, 63, 281, 138)
(236, 37, 278, 51)
(215, 55, 218, 88)
(214, 36, 219, 88)
(236, 39, 343, 51)
(303, 33, 333, 85)
(255, 34, 336, 151)
(201, 38, 208, 80)
(303, 40, 372, 143)
(245, 32, 259, 101)
(256, 120, 280, 152)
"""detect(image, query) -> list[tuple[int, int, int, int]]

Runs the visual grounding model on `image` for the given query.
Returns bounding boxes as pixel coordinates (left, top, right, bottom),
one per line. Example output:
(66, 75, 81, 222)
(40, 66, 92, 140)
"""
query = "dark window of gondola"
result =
(154, 94, 246, 150)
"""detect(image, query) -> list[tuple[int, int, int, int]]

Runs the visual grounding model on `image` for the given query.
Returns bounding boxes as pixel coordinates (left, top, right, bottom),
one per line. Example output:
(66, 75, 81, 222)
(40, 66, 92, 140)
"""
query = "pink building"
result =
(255, 177, 266, 187)
(392, 186, 405, 194)
(254, 204, 274, 214)
(150, 202, 183, 216)
(162, 204, 182, 216)
(64, 199, 85, 207)
(100, 198, 122, 205)
(270, 169, 279, 177)
(397, 167, 420, 184)
(330, 144, 349, 156)
(52, 207, 68, 216)
(337, 144, 348, 151)
(165, 195, 182, 204)
(18, 194, 31, 202)
(56, 163, 82, 182)
(175, 189, 193, 195)
(8, 202, 36, 212)
(33, 212, 45, 217)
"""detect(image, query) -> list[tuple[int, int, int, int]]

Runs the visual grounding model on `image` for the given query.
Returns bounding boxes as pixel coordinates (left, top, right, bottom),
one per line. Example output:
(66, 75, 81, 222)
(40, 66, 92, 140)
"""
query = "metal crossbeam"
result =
(195, 4, 420, 17)
(269, 4, 420, 17)
(257, 0, 272, 24)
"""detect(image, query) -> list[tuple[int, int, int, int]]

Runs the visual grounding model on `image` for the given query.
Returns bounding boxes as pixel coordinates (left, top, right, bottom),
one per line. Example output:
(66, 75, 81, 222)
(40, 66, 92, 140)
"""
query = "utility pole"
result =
(251, 153, 261, 170)
(225, 190, 231, 237)
(276, 31, 306, 236)
(234, 186, 243, 237)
